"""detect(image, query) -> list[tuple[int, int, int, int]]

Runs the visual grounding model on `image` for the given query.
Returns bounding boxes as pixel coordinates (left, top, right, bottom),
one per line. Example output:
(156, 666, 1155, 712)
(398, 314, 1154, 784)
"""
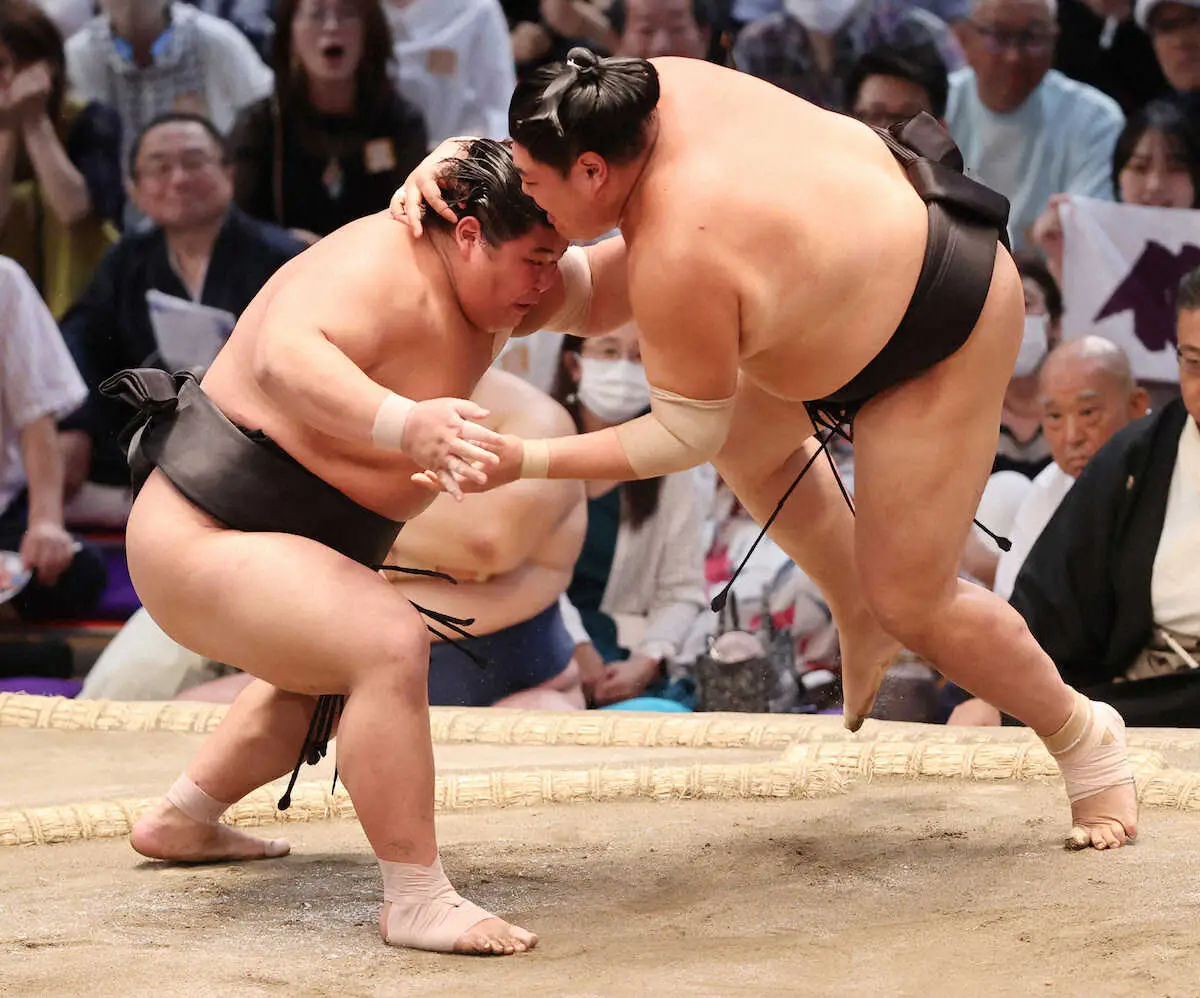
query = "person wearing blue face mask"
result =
(551, 323, 707, 708)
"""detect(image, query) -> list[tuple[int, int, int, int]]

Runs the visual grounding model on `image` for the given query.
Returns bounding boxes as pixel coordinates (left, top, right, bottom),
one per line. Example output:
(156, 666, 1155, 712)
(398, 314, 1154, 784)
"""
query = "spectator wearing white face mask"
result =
(994, 252, 1062, 478)
(550, 324, 708, 709)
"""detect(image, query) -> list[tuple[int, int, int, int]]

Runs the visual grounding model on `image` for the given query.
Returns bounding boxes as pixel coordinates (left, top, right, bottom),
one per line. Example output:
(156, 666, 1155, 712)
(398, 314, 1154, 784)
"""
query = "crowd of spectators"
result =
(3, 0, 1199, 728)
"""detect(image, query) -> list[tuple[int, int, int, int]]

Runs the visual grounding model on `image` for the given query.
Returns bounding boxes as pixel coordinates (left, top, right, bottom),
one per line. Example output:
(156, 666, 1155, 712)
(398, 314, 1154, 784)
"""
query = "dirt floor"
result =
(2, 729, 1200, 997)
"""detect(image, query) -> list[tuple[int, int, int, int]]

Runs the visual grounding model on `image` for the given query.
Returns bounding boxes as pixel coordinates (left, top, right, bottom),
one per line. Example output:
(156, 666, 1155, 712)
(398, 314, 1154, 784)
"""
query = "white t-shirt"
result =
(1152, 416, 1200, 636)
(945, 69, 1124, 251)
(386, 0, 516, 145)
(0, 258, 89, 515)
(993, 462, 1076, 600)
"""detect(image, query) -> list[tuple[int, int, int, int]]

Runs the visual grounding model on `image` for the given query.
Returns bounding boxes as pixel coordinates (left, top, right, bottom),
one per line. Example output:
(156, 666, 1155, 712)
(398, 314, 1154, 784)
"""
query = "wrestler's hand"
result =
(403, 398, 504, 500)
(409, 432, 523, 498)
(389, 136, 478, 237)
(20, 521, 76, 587)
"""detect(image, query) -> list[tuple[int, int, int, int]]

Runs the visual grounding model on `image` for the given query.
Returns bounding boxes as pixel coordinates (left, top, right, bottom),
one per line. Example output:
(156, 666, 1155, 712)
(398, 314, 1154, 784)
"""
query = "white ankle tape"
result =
(1042, 693, 1134, 804)
(379, 855, 492, 952)
(164, 774, 231, 825)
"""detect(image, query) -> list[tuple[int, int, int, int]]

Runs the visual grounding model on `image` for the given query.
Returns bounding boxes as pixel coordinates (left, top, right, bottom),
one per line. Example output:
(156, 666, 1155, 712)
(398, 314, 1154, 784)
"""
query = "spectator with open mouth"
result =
(230, 0, 428, 243)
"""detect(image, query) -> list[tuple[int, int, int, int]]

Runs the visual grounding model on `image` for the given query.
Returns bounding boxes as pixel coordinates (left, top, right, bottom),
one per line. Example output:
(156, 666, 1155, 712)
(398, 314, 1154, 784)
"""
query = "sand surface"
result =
(3, 721, 1200, 997)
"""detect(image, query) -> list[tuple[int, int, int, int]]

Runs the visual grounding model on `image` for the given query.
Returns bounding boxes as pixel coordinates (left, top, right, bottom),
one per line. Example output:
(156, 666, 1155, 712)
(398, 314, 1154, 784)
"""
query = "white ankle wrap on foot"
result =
(164, 774, 231, 825)
(1042, 693, 1134, 803)
(380, 855, 492, 952)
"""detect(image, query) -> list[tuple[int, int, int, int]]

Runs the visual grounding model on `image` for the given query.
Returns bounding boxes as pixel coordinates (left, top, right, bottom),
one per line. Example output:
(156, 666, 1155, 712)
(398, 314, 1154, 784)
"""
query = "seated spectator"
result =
(1137, 0, 1200, 96)
(994, 336, 1151, 598)
(551, 326, 707, 708)
(0, 255, 107, 624)
(385, 0, 516, 144)
(946, 0, 1125, 250)
(59, 113, 304, 504)
(846, 39, 949, 127)
(608, 0, 715, 59)
(961, 268, 1200, 727)
(36, 0, 95, 40)
(1033, 94, 1200, 283)
(1, 0, 122, 318)
(79, 368, 591, 705)
(733, 0, 961, 111)
(1054, 0, 1167, 114)
(231, 0, 427, 243)
(65, 0, 273, 225)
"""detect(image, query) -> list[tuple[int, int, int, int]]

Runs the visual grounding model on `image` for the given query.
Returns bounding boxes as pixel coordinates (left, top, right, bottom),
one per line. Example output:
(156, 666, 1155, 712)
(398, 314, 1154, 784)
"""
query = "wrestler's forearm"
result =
(526, 427, 641, 482)
(253, 328, 392, 444)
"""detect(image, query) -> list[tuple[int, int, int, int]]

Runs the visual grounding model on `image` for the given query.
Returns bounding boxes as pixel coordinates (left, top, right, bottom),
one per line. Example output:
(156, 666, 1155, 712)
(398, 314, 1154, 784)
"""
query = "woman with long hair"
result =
(551, 323, 706, 708)
(231, 0, 427, 242)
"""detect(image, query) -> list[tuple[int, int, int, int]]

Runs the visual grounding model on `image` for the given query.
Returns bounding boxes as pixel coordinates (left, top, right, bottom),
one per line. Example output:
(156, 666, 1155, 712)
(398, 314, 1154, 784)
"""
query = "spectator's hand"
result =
(19, 521, 76, 587)
(511, 20, 552, 63)
(1031, 194, 1068, 283)
(573, 641, 606, 702)
(389, 137, 477, 238)
(946, 697, 1003, 727)
(592, 653, 661, 707)
(9, 62, 53, 124)
(401, 398, 503, 500)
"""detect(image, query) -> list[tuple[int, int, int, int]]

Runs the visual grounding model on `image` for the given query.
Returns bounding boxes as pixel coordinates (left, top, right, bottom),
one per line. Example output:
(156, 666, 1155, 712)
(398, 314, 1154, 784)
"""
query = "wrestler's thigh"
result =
(126, 474, 428, 695)
(713, 376, 815, 488)
(850, 247, 1023, 605)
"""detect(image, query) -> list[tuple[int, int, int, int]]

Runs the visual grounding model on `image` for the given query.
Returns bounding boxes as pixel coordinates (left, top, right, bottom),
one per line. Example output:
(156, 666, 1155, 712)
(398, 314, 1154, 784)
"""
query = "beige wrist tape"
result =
(615, 385, 736, 477)
(520, 438, 551, 478)
(371, 392, 417, 451)
(548, 246, 593, 333)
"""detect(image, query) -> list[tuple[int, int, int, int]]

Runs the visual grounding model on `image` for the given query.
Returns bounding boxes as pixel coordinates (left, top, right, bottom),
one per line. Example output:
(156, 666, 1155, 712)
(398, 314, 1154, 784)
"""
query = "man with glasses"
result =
(1000, 268, 1200, 727)
(66, 0, 274, 227)
(946, 0, 1125, 249)
(1137, 0, 1200, 94)
(847, 40, 950, 127)
(58, 113, 304, 507)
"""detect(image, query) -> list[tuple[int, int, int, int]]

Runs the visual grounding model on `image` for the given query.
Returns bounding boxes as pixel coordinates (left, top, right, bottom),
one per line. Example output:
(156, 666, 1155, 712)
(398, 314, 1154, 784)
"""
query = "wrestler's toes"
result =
(1065, 786, 1137, 852)
(454, 917, 537, 956)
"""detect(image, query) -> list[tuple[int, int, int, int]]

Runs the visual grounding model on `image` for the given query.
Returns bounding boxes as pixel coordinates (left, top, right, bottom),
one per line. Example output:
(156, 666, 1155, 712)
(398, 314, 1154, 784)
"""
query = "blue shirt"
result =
(946, 68, 1124, 250)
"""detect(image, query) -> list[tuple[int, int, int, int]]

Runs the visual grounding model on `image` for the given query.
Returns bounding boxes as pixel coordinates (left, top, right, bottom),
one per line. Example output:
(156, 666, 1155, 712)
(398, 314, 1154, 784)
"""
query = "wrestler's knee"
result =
(858, 574, 946, 651)
(357, 621, 431, 698)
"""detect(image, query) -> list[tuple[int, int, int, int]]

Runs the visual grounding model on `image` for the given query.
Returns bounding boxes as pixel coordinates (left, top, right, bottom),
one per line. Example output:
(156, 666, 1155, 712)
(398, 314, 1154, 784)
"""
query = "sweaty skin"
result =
(401, 57, 1136, 849)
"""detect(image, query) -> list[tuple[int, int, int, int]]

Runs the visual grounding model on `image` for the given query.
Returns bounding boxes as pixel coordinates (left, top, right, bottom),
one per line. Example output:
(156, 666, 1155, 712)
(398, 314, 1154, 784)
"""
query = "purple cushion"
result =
(0, 677, 83, 697)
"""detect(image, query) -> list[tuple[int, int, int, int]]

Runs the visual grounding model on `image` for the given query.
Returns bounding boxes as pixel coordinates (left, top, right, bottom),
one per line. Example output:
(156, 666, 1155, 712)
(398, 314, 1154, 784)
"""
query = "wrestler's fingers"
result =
(410, 470, 442, 491)
(388, 187, 407, 219)
(448, 437, 500, 467)
(437, 467, 464, 501)
(457, 418, 506, 448)
(452, 456, 490, 486)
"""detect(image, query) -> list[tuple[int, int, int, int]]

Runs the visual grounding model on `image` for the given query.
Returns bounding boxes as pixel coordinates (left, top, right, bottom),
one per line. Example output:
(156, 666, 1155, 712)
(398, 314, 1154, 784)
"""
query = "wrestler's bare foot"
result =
(1066, 783, 1139, 851)
(838, 613, 903, 732)
(130, 801, 290, 863)
(379, 902, 538, 955)
(1044, 695, 1138, 851)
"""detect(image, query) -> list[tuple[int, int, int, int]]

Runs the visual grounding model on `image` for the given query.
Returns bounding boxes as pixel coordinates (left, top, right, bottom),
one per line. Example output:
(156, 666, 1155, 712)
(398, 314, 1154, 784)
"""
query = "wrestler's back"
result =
(202, 213, 499, 520)
(643, 59, 933, 401)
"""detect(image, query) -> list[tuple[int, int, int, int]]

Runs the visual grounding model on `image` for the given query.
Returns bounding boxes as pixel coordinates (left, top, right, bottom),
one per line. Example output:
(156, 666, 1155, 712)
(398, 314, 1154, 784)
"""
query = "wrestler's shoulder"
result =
(474, 369, 575, 437)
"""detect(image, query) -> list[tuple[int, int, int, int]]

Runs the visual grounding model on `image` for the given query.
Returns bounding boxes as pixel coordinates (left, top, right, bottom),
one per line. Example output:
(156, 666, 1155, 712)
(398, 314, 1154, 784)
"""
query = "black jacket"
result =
(60, 207, 304, 484)
(1011, 398, 1189, 685)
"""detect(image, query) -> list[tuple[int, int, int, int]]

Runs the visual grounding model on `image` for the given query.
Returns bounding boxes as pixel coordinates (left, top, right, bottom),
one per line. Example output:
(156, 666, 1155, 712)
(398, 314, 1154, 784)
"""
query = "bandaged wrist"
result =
(371, 392, 416, 451)
(614, 386, 736, 478)
(520, 438, 551, 478)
